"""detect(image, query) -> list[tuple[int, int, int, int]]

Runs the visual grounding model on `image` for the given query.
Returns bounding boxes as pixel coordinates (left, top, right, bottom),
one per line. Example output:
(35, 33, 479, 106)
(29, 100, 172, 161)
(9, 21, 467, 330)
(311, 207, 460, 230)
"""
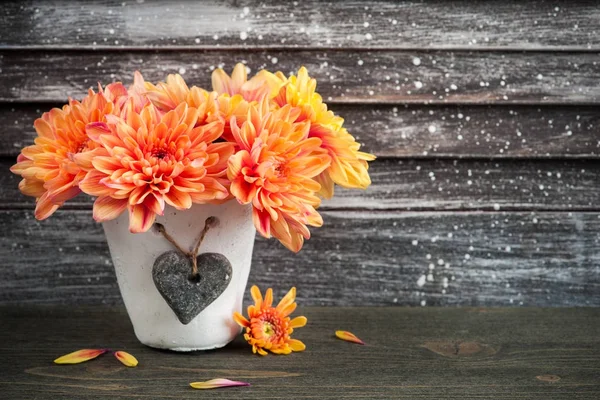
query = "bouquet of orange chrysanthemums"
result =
(11, 64, 374, 252)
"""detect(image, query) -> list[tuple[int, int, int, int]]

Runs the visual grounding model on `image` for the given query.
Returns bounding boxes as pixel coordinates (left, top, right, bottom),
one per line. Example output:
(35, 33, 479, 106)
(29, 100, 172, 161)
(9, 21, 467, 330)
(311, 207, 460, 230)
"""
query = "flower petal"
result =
(233, 312, 250, 328)
(289, 316, 307, 329)
(190, 379, 250, 390)
(276, 286, 297, 311)
(250, 285, 263, 308)
(128, 204, 156, 233)
(93, 196, 128, 222)
(335, 330, 365, 345)
(114, 351, 138, 367)
(54, 349, 107, 364)
(34, 192, 60, 220)
(288, 339, 306, 352)
(263, 288, 273, 308)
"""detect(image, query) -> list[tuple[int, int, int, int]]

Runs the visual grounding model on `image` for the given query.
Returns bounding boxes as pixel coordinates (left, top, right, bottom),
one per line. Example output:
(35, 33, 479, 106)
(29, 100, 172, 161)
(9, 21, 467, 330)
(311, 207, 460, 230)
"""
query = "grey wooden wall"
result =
(1, 0, 599, 306)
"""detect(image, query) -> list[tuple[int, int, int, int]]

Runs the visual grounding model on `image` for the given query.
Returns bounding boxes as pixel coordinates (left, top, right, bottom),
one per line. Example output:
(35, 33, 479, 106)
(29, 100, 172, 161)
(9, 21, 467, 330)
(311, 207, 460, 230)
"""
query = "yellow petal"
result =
(250, 285, 263, 308)
(54, 349, 107, 364)
(114, 351, 138, 367)
(263, 288, 273, 308)
(190, 379, 250, 390)
(335, 330, 365, 345)
(290, 316, 307, 329)
(288, 339, 306, 352)
(233, 312, 250, 328)
(276, 286, 297, 311)
(257, 347, 268, 356)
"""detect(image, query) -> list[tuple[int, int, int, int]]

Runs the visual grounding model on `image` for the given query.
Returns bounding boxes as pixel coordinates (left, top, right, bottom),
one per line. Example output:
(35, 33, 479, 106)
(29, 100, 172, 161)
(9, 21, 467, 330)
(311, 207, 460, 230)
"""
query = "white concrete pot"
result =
(102, 200, 255, 351)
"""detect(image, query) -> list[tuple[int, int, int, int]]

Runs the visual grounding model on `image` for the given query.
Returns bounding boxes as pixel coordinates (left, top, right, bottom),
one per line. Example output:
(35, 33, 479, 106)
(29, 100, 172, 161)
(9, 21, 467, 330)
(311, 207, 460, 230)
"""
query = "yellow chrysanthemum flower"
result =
(234, 286, 307, 356)
(268, 67, 375, 198)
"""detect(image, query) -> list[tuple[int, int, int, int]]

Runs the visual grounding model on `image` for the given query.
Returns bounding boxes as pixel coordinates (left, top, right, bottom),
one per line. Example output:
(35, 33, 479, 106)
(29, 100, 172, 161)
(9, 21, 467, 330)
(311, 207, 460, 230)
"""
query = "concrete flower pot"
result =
(102, 201, 255, 351)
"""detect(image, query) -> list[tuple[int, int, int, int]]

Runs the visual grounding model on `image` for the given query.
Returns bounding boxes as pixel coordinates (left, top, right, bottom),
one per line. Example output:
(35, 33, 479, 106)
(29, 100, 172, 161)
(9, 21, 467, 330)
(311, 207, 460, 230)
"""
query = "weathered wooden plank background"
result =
(1, 0, 598, 306)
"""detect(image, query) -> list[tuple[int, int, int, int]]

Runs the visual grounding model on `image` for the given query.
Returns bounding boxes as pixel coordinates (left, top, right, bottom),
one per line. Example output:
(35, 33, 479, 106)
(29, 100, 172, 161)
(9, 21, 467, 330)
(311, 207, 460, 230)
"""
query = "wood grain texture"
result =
(1, 50, 599, 104)
(1, 0, 598, 50)
(2, 210, 599, 307)
(2, 158, 600, 211)
(0, 306, 599, 399)
(2, 103, 598, 158)
(1, 0, 599, 310)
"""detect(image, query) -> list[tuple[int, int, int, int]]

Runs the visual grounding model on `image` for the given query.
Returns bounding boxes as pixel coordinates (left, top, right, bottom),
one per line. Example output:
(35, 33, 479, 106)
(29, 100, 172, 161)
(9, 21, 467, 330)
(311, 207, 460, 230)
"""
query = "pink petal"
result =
(54, 349, 107, 364)
(114, 351, 138, 367)
(335, 330, 365, 345)
(190, 379, 250, 390)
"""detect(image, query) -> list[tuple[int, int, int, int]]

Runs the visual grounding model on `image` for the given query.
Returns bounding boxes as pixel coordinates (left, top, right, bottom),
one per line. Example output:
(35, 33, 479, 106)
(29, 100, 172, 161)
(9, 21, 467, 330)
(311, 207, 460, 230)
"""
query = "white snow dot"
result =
(412, 57, 421, 66)
(178, 67, 186, 74)
(414, 81, 423, 89)
(240, 31, 248, 40)
(365, 33, 373, 40)
(428, 125, 437, 133)
(417, 275, 427, 287)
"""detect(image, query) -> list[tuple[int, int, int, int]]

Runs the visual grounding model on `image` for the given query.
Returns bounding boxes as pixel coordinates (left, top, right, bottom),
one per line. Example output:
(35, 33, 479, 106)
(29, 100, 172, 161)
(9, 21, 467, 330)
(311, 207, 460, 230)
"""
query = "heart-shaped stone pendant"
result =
(152, 251, 233, 325)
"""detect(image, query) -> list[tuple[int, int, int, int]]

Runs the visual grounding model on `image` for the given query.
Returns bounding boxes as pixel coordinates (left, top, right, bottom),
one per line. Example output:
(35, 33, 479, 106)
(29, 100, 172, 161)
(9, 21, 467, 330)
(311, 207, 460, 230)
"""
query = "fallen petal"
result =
(190, 379, 251, 390)
(54, 349, 107, 364)
(114, 351, 138, 367)
(335, 330, 365, 345)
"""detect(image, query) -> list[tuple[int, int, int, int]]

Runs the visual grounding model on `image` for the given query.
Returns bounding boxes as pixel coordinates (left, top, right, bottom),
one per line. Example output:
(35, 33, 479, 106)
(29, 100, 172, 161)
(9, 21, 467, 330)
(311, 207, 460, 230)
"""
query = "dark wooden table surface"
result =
(1, 306, 598, 399)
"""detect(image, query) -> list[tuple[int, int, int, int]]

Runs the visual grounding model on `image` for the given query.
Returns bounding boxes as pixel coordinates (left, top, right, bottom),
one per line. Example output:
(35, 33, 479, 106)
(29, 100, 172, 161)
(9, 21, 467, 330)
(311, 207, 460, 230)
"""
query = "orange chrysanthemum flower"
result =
(11, 65, 374, 251)
(79, 102, 234, 233)
(144, 72, 251, 144)
(211, 64, 283, 143)
(227, 100, 330, 252)
(10, 79, 139, 219)
(212, 63, 280, 103)
(234, 286, 307, 356)
(214, 93, 252, 143)
(269, 67, 375, 198)
(144, 73, 219, 123)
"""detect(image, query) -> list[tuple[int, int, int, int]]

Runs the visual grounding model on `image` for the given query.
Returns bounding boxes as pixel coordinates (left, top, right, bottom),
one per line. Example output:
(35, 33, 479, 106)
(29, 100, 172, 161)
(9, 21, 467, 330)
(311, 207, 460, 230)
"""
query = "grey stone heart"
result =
(152, 250, 232, 325)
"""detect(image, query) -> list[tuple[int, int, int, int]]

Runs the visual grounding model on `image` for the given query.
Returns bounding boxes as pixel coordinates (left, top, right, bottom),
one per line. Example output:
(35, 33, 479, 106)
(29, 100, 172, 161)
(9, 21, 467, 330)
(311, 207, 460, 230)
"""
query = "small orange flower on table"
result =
(234, 286, 307, 356)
